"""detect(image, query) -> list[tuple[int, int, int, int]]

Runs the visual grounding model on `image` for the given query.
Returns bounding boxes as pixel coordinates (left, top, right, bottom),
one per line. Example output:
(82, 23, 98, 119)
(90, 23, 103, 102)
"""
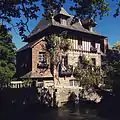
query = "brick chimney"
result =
(104, 38, 109, 52)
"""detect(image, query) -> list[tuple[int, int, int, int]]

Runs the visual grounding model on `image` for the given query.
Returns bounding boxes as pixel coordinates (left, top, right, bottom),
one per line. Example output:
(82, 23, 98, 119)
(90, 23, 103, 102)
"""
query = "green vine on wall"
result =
(45, 31, 71, 66)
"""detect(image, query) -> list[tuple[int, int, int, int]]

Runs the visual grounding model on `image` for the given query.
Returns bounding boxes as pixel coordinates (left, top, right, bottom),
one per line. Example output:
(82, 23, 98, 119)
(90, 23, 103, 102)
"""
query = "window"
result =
(69, 80, 74, 86)
(74, 80, 79, 86)
(78, 56, 83, 66)
(64, 55, 68, 66)
(91, 58, 96, 65)
(78, 38, 82, 50)
(79, 56, 82, 63)
(39, 52, 46, 64)
(91, 41, 95, 48)
(36, 82, 44, 88)
(61, 19, 67, 25)
(69, 80, 80, 86)
(61, 55, 68, 67)
(38, 52, 49, 69)
(96, 43, 100, 53)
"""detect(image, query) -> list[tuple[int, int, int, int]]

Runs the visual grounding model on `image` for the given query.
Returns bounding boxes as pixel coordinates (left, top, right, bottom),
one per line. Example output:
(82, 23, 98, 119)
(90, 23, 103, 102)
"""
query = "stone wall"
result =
(55, 86, 81, 107)
(55, 86, 102, 107)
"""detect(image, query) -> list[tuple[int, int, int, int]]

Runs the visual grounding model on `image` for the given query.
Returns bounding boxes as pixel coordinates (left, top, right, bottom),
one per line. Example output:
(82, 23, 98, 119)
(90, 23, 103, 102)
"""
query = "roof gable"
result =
(58, 7, 71, 17)
(17, 38, 44, 52)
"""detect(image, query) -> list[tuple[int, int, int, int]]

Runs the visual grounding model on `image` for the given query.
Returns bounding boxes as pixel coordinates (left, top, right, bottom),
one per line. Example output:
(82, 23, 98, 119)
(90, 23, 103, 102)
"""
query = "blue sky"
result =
(9, 1, 120, 49)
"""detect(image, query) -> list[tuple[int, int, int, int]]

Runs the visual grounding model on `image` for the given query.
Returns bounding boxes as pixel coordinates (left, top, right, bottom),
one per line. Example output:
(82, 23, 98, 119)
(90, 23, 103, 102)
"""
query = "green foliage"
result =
(0, 25, 16, 87)
(42, 0, 65, 19)
(114, 1, 120, 17)
(112, 41, 120, 51)
(42, 0, 110, 20)
(101, 41, 120, 90)
(0, 0, 40, 39)
(23, 79, 32, 87)
(45, 32, 71, 65)
(104, 60, 120, 90)
(70, 0, 110, 20)
(42, 0, 120, 20)
(0, 0, 120, 39)
(74, 56, 104, 88)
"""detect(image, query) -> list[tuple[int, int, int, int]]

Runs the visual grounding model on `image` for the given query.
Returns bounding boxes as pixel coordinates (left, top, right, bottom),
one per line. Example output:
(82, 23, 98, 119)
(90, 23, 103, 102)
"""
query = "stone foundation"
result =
(54, 86, 81, 107)
(36, 80, 102, 107)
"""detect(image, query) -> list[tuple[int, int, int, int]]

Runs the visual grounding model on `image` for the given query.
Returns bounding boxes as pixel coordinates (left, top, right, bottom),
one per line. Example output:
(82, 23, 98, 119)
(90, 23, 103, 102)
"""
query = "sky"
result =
(9, 1, 120, 49)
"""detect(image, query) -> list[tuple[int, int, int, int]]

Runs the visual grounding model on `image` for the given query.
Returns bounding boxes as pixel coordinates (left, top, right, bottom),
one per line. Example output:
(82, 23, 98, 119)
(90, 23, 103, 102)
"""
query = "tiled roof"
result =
(20, 71, 53, 79)
(26, 8, 106, 41)
(29, 18, 52, 38)
(17, 39, 42, 52)
(17, 43, 30, 52)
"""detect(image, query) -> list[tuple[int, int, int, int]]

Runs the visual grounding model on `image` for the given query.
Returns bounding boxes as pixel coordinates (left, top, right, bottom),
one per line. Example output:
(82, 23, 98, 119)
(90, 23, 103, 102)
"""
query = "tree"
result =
(0, 25, 16, 87)
(42, 0, 110, 20)
(45, 32, 71, 78)
(73, 42, 120, 90)
(0, 0, 120, 39)
(113, 41, 120, 51)
(0, 0, 40, 39)
(102, 41, 120, 90)
(73, 55, 105, 89)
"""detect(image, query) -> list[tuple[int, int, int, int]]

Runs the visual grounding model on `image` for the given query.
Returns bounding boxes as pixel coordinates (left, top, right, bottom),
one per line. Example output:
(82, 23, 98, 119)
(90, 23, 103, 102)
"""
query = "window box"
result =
(37, 63, 49, 69)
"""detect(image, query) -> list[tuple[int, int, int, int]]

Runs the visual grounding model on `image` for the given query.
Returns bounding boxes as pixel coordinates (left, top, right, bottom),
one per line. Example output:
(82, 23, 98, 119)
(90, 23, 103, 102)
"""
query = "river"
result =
(15, 103, 109, 120)
(35, 106, 108, 120)
(0, 102, 114, 120)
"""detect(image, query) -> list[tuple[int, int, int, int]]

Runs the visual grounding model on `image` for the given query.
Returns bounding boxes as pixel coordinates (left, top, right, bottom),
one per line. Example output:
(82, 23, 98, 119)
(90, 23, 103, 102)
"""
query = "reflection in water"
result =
(0, 104, 109, 120)
(0, 88, 110, 120)
(38, 106, 108, 120)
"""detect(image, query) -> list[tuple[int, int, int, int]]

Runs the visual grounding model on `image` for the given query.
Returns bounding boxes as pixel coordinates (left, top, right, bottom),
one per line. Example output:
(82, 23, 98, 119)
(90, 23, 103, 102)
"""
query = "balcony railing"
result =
(37, 62, 49, 69)
(90, 47, 97, 53)
(59, 65, 73, 77)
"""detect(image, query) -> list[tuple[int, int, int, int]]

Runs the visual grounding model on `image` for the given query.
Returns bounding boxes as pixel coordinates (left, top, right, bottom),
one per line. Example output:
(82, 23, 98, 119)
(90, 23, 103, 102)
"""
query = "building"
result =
(16, 8, 108, 106)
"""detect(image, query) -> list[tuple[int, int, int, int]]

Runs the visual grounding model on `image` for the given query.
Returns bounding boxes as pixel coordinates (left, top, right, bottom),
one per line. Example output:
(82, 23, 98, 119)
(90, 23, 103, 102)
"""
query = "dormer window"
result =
(61, 18, 67, 26)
